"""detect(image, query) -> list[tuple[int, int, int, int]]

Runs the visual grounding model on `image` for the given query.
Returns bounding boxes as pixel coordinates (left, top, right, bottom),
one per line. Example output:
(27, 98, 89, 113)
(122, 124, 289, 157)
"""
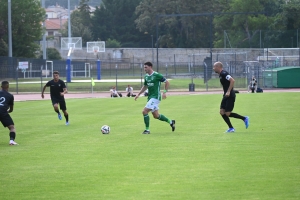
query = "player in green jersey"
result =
(135, 62, 175, 134)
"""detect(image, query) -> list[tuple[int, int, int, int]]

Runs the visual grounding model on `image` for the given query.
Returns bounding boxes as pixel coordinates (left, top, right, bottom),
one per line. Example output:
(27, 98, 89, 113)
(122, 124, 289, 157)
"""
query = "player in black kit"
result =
(0, 81, 18, 145)
(213, 62, 249, 133)
(41, 71, 69, 125)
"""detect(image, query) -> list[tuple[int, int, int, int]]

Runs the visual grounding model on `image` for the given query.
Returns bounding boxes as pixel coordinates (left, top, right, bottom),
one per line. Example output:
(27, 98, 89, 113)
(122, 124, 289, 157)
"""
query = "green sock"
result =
(144, 114, 150, 130)
(158, 114, 170, 123)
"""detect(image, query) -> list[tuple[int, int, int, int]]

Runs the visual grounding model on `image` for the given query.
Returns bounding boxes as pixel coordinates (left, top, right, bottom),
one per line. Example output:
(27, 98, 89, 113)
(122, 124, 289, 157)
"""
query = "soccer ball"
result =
(101, 125, 110, 134)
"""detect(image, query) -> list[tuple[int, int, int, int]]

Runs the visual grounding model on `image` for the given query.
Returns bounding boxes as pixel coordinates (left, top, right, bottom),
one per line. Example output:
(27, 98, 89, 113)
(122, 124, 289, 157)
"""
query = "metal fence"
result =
(1, 48, 299, 93)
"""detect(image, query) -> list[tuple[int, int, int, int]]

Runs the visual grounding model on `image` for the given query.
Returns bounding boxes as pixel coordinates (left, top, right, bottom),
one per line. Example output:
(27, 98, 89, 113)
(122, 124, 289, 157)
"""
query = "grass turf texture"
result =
(0, 92, 299, 199)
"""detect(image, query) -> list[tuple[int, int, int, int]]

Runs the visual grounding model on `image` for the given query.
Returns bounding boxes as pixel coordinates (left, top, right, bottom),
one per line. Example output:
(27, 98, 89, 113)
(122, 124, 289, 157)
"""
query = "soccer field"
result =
(0, 92, 299, 199)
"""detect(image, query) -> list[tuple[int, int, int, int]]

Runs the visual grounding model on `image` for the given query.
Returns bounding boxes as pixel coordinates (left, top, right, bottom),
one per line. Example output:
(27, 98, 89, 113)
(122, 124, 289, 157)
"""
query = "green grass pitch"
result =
(0, 92, 299, 199)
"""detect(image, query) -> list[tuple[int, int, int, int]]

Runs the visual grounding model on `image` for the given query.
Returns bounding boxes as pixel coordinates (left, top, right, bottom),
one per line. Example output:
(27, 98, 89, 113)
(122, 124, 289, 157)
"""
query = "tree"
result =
(0, 20, 8, 56)
(213, 0, 285, 48)
(39, 47, 62, 60)
(271, 0, 300, 47)
(61, 0, 93, 46)
(135, 0, 219, 48)
(78, 0, 92, 26)
(106, 38, 121, 48)
(0, 0, 45, 58)
(91, 0, 148, 47)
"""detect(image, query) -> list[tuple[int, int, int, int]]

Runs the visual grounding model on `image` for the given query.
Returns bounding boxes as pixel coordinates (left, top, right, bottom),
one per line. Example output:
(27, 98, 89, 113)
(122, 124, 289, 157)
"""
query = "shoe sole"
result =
(171, 120, 176, 132)
(142, 130, 150, 134)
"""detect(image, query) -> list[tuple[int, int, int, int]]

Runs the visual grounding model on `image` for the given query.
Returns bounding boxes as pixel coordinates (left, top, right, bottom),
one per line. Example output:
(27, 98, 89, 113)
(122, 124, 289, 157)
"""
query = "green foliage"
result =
(91, 0, 148, 47)
(0, 21, 8, 56)
(39, 47, 62, 60)
(61, 2, 93, 46)
(135, 0, 219, 48)
(105, 38, 121, 48)
(0, 93, 299, 199)
(0, 39, 8, 56)
(213, 0, 300, 48)
(0, 0, 45, 58)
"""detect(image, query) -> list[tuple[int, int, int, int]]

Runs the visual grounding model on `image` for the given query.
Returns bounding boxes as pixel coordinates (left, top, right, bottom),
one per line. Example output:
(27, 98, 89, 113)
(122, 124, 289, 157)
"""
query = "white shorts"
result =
(145, 98, 160, 112)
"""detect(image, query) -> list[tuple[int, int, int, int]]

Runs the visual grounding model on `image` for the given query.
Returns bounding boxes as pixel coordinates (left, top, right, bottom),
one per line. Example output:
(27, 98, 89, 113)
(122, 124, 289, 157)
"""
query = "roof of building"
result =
(45, 18, 68, 30)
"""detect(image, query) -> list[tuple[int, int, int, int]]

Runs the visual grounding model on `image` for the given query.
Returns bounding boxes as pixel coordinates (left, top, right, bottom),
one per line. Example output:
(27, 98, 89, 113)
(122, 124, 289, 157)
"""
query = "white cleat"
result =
(9, 141, 19, 145)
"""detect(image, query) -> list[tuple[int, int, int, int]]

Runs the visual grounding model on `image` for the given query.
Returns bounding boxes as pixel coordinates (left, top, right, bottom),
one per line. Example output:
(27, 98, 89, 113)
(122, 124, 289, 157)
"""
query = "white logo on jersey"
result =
(0, 97, 5, 106)
(226, 75, 232, 80)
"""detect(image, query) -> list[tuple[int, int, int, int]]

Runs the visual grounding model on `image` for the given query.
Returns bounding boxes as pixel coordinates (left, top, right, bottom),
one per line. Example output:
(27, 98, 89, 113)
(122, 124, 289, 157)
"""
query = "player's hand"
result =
(60, 92, 64, 96)
(225, 91, 230, 97)
(162, 93, 167, 99)
(134, 94, 139, 101)
(41, 94, 44, 99)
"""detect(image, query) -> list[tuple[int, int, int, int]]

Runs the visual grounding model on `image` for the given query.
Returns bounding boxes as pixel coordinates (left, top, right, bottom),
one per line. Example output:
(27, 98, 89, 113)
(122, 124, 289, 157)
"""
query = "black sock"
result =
(9, 132, 16, 140)
(222, 114, 233, 128)
(229, 113, 245, 121)
(65, 114, 69, 122)
(55, 110, 60, 114)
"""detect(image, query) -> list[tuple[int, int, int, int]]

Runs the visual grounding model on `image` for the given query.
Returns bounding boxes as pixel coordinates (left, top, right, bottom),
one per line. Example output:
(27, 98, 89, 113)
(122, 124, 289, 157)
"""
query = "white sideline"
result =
(10, 79, 172, 84)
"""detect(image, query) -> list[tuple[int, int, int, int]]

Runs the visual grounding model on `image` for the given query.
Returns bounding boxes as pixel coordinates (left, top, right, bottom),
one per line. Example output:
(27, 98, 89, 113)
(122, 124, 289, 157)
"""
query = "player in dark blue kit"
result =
(0, 81, 18, 145)
(41, 71, 69, 125)
(213, 62, 249, 133)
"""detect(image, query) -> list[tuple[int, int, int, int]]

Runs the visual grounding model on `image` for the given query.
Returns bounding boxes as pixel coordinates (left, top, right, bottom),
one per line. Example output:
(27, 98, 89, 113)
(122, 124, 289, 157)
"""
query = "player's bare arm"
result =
(41, 85, 47, 98)
(8, 105, 13, 113)
(162, 80, 170, 99)
(61, 88, 68, 96)
(135, 85, 148, 101)
(226, 78, 235, 97)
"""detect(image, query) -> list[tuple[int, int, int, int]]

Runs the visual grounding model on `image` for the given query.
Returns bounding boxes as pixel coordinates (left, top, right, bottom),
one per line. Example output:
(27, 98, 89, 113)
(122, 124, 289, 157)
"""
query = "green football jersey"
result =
(144, 71, 166, 101)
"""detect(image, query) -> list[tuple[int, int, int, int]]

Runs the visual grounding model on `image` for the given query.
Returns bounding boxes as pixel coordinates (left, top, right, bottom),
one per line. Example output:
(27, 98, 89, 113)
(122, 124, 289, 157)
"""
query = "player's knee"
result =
(219, 110, 225, 115)
(225, 112, 231, 117)
(8, 125, 15, 132)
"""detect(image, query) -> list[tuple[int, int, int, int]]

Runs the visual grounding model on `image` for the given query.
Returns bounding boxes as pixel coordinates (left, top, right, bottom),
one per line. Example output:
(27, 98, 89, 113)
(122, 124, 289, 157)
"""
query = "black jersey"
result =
(0, 90, 14, 113)
(219, 70, 235, 97)
(46, 79, 66, 99)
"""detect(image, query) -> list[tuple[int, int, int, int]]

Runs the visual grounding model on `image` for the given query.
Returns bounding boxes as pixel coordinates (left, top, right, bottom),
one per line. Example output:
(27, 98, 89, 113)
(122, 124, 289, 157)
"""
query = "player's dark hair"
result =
(1, 80, 9, 87)
(144, 62, 153, 67)
(53, 71, 59, 75)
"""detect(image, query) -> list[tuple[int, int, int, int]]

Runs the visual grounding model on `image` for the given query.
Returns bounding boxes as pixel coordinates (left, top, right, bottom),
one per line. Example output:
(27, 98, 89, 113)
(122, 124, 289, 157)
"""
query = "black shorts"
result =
(51, 97, 67, 111)
(0, 112, 14, 127)
(220, 95, 235, 112)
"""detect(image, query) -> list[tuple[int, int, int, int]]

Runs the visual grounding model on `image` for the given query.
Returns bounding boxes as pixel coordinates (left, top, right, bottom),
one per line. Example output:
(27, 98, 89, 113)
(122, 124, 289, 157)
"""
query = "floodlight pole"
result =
(140, 63, 143, 88)
(68, 0, 71, 38)
(210, 13, 213, 62)
(151, 35, 154, 64)
(156, 15, 159, 72)
(297, 29, 299, 48)
(8, 0, 12, 57)
(42, 0, 46, 59)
